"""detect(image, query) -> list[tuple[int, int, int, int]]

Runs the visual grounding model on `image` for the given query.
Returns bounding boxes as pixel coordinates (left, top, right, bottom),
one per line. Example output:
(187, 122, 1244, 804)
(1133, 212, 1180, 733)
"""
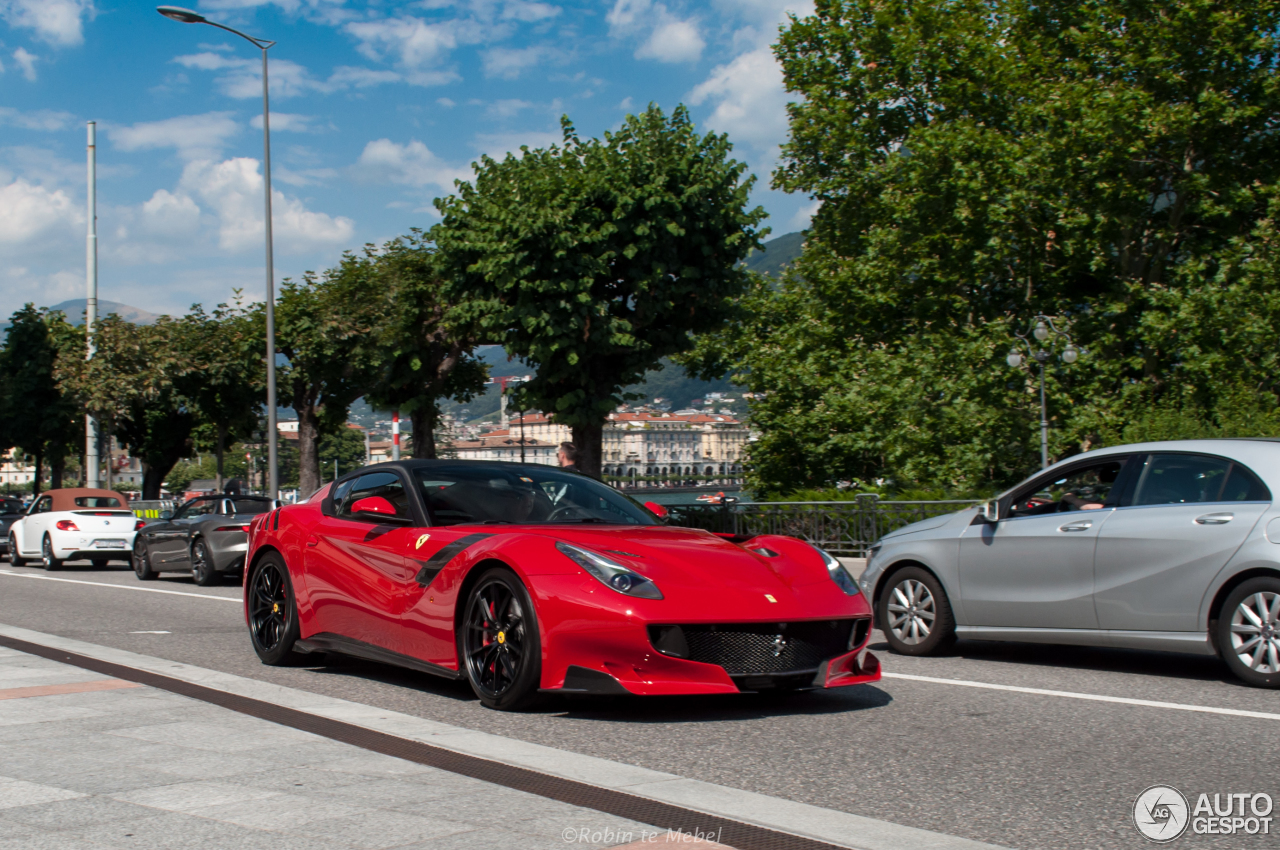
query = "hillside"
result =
(743, 230, 804, 278)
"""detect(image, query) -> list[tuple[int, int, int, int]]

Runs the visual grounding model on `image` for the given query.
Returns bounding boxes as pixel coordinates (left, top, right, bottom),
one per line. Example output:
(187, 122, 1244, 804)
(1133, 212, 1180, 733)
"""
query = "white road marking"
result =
(129, 631, 171, 634)
(0, 570, 240, 603)
(882, 671, 1280, 722)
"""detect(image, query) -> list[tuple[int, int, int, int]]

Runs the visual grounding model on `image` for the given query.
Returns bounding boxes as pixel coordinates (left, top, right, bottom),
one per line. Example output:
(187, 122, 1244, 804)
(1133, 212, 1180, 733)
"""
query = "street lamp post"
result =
(1007, 316, 1080, 469)
(157, 6, 279, 501)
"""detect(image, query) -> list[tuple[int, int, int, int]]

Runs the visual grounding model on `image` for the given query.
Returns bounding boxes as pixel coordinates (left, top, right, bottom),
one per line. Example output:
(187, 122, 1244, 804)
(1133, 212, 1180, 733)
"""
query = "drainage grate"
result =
(0, 633, 850, 850)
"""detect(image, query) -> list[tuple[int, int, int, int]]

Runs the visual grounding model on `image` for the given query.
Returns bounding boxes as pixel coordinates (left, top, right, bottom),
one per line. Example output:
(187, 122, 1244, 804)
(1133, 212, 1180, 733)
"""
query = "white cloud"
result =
(351, 139, 467, 191)
(486, 99, 533, 118)
(327, 65, 401, 88)
(481, 45, 563, 79)
(175, 52, 410, 96)
(618, 97, 634, 111)
(607, 0, 703, 63)
(436, 97, 456, 108)
(109, 113, 241, 162)
(12, 47, 37, 80)
(687, 45, 790, 153)
(0, 178, 81, 245)
(250, 112, 323, 133)
(0, 0, 94, 47)
(502, 1, 560, 21)
(0, 107, 74, 130)
(346, 16, 483, 69)
(635, 13, 703, 63)
(140, 189, 201, 237)
(180, 157, 355, 253)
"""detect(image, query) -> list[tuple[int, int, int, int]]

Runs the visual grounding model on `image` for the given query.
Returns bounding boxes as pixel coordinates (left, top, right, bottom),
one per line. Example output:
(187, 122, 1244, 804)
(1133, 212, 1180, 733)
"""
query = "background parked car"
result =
(133, 495, 274, 585)
(860, 439, 1280, 688)
(7, 488, 140, 570)
(0, 497, 25, 555)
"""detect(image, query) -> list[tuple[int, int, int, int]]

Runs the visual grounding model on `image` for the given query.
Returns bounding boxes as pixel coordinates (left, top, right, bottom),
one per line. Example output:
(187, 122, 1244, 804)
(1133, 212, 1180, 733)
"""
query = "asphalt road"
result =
(2, 560, 1276, 850)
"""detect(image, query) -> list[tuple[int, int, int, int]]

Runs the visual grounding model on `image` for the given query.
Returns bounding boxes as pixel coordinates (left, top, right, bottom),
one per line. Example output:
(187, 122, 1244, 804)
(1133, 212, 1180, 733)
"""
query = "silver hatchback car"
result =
(860, 439, 1280, 687)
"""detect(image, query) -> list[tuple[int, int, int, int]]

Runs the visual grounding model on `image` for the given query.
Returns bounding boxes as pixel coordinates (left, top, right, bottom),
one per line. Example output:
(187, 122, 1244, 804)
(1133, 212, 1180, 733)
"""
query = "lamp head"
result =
(1006, 352, 1023, 368)
(157, 6, 206, 23)
(1062, 344, 1079, 364)
(1033, 320, 1049, 342)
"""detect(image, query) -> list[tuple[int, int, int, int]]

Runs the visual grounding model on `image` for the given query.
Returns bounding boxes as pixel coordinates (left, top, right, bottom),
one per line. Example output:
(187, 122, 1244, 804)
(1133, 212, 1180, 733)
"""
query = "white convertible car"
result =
(6, 488, 142, 570)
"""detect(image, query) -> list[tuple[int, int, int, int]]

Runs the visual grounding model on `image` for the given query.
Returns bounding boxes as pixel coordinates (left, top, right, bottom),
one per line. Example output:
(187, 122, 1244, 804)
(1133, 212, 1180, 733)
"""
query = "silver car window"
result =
(1009, 460, 1124, 516)
(1132, 454, 1267, 505)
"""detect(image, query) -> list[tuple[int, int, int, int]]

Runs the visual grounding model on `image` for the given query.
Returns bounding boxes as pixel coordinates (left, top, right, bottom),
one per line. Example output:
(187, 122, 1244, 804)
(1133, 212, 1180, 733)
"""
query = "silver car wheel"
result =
(1230, 591, 1280, 674)
(887, 578, 936, 645)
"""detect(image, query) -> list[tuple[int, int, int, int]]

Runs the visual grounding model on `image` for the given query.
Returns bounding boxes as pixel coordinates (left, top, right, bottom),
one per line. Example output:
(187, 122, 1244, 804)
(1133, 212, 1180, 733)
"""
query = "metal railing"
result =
(667, 495, 980, 557)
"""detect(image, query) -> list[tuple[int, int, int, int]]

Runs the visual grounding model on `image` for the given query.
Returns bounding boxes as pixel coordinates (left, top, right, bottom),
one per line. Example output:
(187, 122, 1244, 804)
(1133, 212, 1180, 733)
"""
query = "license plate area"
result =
(93, 539, 127, 549)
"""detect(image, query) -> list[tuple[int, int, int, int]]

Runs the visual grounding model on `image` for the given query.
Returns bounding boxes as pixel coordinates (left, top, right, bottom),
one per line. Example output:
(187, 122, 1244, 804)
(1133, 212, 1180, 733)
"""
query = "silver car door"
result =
(957, 457, 1128, 629)
(1093, 453, 1269, 632)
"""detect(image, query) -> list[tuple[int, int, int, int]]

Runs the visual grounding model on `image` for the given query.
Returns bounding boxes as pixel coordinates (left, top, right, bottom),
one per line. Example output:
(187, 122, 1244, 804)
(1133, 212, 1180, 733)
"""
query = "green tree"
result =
(434, 106, 767, 476)
(0, 306, 82, 494)
(316, 427, 369, 482)
(56, 314, 198, 499)
(697, 0, 1280, 493)
(357, 233, 488, 459)
(277, 257, 386, 497)
(185, 297, 266, 490)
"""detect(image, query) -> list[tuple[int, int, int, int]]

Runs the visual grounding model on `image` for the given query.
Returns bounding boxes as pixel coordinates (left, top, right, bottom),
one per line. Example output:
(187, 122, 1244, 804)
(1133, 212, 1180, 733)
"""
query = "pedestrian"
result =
(557, 442, 579, 471)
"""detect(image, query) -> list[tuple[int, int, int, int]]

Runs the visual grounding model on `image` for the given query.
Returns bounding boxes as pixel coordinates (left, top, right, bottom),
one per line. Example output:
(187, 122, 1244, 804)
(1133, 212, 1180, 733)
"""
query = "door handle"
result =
(1195, 513, 1233, 525)
(306, 534, 320, 547)
(1058, 521, 1092, 532)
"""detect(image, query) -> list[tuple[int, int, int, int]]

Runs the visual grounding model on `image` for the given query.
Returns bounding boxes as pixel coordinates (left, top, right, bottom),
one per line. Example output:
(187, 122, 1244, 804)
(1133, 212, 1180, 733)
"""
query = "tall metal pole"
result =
(261, 46, 279, 502)
(1039, 361, 1049, 469)
(392, 411, 401, 461)
(85, 121, 100, 490)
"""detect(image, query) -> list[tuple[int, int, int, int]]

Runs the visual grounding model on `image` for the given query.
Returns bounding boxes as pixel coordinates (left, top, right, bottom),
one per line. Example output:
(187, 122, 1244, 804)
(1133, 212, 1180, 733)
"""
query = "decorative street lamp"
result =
(1007, 315, 1080, 469)
(157, 6, 279, 501)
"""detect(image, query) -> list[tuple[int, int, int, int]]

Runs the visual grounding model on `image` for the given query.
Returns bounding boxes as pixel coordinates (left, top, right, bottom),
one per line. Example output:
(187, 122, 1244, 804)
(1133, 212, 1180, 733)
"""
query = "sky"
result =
(0, 0, 817, 320)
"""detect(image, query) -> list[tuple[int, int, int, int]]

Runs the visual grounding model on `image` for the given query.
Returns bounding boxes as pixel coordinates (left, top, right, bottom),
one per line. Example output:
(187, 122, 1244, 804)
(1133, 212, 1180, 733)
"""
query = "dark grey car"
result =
(132, 495, 273, 585)
(860, 439, 1280, 688)
(0, 498, 25, 554)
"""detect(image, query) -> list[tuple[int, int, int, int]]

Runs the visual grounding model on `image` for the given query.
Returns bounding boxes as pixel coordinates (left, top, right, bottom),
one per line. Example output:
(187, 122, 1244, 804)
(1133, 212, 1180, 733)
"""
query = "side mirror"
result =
(159, 510, 172, 520)
(644, 501, 670, 520)
(977, 501, 999, 522)
(351, 496, 397, 518)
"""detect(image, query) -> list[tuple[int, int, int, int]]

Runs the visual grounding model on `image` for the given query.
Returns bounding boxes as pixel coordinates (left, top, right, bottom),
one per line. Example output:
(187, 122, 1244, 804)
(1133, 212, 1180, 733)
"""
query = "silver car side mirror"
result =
(976, 501, 999, 522)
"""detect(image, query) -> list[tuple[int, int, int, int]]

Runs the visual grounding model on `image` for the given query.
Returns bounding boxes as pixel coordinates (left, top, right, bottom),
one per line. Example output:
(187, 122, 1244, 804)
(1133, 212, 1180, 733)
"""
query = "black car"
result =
(132, 495, 273, 585)
(0, 498, 25, 554)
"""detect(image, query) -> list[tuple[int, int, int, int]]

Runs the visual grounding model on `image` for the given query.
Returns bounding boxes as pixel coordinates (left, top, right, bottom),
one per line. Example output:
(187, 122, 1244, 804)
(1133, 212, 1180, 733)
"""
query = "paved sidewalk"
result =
(0, 645, 725, 850)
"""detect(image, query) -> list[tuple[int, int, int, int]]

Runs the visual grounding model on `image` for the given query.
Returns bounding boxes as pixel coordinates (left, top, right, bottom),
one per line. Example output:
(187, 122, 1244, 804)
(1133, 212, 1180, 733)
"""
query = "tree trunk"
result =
(50, 454, 65, 490)
(410, 404, 438, 459)
(297, 407, 323, 498)
(215, 424, 226, 492)
(33, 448, 43, 498)
(570, 422, 604, 479)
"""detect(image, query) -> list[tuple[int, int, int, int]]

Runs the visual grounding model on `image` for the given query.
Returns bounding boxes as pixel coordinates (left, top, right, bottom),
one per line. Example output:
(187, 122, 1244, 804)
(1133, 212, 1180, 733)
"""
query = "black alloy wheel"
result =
(460, 567, 542, 711)
(248, 554, 302, 665)
(132, 537, 157, 580)
(191, 539, 218, 586)
(41, 535, 62, 572)
(8, 533, 24, 566)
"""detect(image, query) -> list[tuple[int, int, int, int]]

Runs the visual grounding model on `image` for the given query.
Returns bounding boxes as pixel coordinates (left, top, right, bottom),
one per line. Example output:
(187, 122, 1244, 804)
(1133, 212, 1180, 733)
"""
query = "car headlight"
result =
(814, 546, 861, 597)
(556, 541, 663, 600)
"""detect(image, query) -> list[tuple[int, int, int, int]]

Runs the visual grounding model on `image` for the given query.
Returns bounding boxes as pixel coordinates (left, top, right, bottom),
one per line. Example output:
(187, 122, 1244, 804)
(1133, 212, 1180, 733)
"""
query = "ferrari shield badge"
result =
(415, 534, 431, 549)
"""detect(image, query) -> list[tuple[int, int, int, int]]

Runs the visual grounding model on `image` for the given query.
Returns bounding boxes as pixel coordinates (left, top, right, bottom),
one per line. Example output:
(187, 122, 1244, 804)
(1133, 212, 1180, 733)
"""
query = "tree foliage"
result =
(276, 258, 386, 497)
(694, 0, 1280, 494)
(0, 306, 82, 493)
(362, 232, 488, 460)
(434, 105, 767, 476)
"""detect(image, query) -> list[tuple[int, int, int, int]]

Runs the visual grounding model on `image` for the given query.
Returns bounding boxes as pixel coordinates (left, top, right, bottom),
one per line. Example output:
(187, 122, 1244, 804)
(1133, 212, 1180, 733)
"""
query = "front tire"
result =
(1217, 577, 1280, 689)
(877, 566, 956, 656)
(8, 533, 24, 566)
(191, 539, 218, 586)
(41, 535, 62, 571)
(459, 567, 542, 711)
(132, 537, 157, 580)
(248, 553, 304, 666)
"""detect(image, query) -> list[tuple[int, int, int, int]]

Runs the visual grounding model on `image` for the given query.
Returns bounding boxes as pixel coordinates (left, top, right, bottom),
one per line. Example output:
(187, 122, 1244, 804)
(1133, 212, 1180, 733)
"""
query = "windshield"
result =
(413, 464, 655, 526)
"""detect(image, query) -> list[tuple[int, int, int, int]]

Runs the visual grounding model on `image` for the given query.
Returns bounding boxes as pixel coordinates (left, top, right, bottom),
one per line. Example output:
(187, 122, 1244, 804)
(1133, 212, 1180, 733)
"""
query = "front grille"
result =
(649, 620, 859, 675)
